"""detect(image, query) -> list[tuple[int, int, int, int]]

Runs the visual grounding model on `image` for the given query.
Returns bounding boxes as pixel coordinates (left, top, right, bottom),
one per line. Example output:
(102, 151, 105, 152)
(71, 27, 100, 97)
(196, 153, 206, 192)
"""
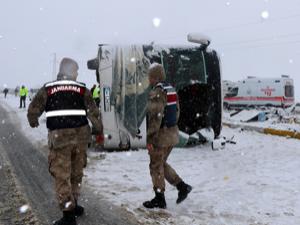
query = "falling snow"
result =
(65, 201, 72, 209)
(19, 204, 29, 214)
(1, 120, 5, 124)
(152, 17, 161, 27)
(261, 10, 269, 20)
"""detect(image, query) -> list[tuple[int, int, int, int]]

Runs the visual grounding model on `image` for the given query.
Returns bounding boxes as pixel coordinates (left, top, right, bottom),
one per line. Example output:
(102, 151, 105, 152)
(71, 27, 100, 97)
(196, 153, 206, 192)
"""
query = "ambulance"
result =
(223, 75, 294, 108)
(87, 34, 222, 150)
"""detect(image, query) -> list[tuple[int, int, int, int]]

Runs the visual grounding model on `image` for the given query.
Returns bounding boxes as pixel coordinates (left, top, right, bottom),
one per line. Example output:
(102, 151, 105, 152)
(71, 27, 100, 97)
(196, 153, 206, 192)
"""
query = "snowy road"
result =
(1, 95, 300, 225)
(0, 104, 141, 225)
(0, 104, 57, 225)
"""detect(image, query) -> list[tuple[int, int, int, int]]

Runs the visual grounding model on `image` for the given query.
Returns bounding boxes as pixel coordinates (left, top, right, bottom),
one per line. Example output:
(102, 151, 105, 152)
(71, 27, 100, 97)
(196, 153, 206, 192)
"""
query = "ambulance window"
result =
(285, 85, 294, 97)
(225, 87, 238, 97)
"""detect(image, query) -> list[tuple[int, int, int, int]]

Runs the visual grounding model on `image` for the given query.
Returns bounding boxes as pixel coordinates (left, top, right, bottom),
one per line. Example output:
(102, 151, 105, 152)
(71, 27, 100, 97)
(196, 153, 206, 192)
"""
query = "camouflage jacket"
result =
(147, 85, 179, 147)
(27, 84, 103, 148)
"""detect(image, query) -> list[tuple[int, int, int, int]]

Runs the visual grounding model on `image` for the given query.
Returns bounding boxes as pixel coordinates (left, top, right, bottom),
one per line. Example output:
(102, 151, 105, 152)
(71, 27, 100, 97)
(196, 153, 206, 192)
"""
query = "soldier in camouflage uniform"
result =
(143, 63, 192, 209)
(27, 58, 103, 225)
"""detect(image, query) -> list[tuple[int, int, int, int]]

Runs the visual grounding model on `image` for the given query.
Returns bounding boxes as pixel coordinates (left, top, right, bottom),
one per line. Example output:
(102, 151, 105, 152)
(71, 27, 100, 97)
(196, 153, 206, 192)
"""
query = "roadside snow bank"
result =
(0, 94, 47, 144)
(223, 109, 300, 139)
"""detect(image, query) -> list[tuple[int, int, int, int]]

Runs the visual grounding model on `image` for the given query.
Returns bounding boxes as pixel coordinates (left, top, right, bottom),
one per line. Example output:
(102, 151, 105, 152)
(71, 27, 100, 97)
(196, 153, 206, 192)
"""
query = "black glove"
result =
(29, 120, 39, 128)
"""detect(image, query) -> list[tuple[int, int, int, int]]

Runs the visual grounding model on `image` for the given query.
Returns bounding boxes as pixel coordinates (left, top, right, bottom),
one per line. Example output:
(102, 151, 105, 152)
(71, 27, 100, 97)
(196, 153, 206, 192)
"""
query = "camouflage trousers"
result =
(148, 146, 182, 192)
(48, 143, 87, 211)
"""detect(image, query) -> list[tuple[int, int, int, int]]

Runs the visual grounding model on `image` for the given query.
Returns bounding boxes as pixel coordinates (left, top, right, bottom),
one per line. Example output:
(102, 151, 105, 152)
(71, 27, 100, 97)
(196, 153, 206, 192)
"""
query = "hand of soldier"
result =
(91, 126, 102, 135)
(29, 120, 39, 128)
(147, 143, 154, 151)
(96, 134, 104, 146)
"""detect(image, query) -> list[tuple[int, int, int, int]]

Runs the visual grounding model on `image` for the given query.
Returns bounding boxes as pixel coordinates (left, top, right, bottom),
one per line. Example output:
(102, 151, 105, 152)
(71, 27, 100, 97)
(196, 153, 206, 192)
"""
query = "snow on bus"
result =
(223, 75, 294, 108)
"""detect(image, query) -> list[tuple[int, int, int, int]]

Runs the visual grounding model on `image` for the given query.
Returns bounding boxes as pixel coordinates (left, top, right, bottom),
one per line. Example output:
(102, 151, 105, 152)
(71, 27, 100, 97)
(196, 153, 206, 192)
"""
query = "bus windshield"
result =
(162, 47, 207, 90)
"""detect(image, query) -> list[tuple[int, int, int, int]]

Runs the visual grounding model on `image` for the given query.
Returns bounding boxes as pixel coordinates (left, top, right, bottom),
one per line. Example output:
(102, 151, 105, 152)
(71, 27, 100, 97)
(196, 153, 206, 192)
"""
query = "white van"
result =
(223, 76, 294, 108)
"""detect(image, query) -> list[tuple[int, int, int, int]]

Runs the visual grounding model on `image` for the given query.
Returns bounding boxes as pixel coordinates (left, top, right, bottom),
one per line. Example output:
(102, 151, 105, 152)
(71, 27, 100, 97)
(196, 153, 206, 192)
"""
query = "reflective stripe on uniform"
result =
(19, 88, 28, 96)
(166, 91, 177, 105)
(45, 110, 86, 117)
(45, 80, 85, 87)
(93, 87, 100, 98)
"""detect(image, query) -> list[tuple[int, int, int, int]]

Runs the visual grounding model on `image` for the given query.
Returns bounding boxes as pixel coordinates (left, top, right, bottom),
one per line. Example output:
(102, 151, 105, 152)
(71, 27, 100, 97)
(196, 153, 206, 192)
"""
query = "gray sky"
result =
(1, 0, 300, 99)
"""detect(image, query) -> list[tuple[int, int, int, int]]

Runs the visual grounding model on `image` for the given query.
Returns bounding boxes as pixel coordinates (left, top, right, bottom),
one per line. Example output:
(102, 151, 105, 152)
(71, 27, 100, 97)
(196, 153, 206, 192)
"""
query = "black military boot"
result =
(74, 200, 84, 217)
(176, 181, 192, 204)
(143, 192, 167, 209)
(53, 211, 76, 225)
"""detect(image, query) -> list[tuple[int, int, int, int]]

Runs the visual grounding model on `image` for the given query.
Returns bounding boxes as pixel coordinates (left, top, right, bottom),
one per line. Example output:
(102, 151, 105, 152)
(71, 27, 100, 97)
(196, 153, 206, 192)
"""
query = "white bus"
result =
(87, 34, 222, 150)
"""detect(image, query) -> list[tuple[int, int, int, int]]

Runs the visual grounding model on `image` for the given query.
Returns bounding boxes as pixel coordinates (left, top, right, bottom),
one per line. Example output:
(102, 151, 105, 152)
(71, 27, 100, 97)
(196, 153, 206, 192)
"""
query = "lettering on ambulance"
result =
(260, 86, 275, 97)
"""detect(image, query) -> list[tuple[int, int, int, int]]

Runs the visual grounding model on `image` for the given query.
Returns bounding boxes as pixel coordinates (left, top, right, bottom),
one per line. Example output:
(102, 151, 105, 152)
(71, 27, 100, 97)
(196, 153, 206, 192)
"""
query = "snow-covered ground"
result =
(1, 94, 300, 225)
(223, 109, 300, 133)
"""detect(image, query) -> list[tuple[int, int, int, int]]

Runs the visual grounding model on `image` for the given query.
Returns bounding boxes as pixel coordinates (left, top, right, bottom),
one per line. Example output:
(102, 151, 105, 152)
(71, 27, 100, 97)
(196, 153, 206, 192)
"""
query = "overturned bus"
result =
(87, 34, 222, 150)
